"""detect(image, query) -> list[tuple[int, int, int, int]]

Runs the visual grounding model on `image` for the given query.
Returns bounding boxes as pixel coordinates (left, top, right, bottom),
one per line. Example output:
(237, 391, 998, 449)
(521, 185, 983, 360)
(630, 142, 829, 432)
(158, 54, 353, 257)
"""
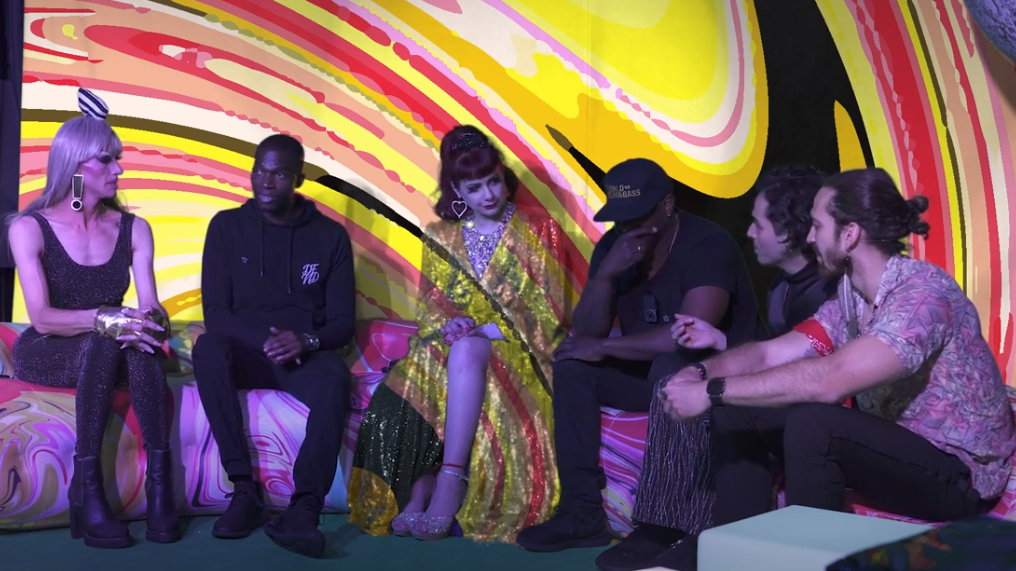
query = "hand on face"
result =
(595, 226, 658, 279)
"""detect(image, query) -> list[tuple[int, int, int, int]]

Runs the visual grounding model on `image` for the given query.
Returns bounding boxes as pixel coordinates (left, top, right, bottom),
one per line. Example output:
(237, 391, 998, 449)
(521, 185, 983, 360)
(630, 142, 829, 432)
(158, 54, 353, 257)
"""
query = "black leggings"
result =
(12, 328, 170, 457)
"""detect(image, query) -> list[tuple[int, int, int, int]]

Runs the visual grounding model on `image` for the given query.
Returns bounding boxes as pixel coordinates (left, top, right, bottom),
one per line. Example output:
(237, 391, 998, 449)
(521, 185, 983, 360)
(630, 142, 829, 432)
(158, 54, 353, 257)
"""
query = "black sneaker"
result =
(648, 535, 698, 571)
(264, 494, 325, 558)
(515, 511, 613, 552)
(594, 524, 686, 571)
(211, 480, 271, 539)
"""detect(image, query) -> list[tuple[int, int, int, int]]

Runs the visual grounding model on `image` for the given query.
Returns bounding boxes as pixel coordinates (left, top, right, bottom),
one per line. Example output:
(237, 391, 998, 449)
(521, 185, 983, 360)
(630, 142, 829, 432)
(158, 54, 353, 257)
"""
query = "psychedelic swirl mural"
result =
(5, 0, 1016, 532)
(15, 0, 1016, 376)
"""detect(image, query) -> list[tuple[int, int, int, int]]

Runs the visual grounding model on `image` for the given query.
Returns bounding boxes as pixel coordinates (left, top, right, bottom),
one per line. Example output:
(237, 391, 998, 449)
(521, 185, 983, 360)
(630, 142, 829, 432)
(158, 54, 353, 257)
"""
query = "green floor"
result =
(0, 515, 609, 571)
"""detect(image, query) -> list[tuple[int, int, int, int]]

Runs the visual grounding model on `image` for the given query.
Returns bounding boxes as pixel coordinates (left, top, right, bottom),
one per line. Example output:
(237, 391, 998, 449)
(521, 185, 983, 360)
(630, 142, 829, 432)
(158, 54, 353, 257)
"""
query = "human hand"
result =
(659, 377, 711, 422)
(441, 317, 476, 344)
(595, 227, 657, 280)
(264, 327, 307, 364)
(671, 314, 727, 351)
(552, 336, 606, 362)
(106, 307, 164, 354)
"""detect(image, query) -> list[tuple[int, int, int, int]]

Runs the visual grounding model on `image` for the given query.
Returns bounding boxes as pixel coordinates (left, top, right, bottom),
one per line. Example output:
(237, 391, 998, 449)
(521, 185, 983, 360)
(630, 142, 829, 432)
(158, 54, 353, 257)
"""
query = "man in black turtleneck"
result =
(751, 167, 839, 338)
(192, 134, 355, 559)
(604, 166, 839, 571)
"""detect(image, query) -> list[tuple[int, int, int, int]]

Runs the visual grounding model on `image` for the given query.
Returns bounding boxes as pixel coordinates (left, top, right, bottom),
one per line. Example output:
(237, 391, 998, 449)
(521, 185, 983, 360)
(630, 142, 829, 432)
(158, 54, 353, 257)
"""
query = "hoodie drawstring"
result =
(259, 219, 265, 277)
(287, 227, 293, 294)
(258, 215, 296, 294)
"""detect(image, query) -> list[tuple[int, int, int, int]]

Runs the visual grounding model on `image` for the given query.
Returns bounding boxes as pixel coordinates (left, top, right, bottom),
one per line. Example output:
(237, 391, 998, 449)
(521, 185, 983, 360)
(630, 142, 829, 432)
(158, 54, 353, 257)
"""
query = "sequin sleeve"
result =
(414, 242, 466, 342)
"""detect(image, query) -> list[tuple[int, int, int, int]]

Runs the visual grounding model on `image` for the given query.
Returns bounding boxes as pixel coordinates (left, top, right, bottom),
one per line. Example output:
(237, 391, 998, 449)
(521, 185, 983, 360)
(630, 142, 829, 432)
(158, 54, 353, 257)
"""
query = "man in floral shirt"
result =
(660, 168, 1014, 567)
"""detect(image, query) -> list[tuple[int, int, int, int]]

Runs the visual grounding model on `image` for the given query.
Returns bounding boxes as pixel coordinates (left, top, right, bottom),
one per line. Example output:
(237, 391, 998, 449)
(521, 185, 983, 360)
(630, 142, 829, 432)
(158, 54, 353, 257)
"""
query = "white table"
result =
(693, 506, 931, 571)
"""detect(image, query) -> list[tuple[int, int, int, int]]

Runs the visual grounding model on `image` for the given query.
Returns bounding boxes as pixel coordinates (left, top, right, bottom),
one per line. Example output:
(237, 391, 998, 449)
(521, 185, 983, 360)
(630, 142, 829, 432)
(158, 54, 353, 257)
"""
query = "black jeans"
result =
(193, 331, 350, 501)
(711, 403, 993, 526)
(552, 352, 689, 517)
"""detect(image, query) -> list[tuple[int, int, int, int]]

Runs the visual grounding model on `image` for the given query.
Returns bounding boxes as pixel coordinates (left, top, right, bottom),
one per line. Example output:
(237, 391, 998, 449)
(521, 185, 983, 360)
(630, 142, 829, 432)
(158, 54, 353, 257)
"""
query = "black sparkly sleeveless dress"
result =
(12, 212, 169, 456)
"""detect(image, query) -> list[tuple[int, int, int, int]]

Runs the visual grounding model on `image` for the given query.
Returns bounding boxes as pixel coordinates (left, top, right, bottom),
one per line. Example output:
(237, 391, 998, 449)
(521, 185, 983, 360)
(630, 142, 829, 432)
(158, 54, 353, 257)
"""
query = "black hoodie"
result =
(200, 195, 355, 352)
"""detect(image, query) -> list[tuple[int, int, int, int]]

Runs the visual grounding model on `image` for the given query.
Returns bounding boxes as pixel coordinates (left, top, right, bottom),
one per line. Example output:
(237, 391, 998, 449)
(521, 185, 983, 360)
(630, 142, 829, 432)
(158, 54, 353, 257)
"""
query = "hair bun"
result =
(78, 88, 109, 119)
(906, 195, 929, 215)
(905, 195, 931, 237)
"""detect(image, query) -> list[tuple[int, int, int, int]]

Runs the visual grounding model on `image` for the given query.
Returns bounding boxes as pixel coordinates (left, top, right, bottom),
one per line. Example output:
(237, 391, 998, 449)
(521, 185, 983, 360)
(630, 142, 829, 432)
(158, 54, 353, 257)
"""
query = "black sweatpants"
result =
(552, 352, 689, 517)
(193, 331, 350, 501)
(711, 403, 994, 527)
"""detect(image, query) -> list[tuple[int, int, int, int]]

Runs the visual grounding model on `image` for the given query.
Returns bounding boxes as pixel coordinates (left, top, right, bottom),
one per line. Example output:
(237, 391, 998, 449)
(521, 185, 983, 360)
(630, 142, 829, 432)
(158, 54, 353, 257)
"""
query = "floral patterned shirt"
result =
(804, 255, 1015, 498)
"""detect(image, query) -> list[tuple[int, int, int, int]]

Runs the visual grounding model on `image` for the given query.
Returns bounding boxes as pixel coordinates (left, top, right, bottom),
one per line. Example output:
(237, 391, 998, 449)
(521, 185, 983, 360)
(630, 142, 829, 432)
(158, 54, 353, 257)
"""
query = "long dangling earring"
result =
(71, 174, 84, 212)
(451, 194, 467, 219)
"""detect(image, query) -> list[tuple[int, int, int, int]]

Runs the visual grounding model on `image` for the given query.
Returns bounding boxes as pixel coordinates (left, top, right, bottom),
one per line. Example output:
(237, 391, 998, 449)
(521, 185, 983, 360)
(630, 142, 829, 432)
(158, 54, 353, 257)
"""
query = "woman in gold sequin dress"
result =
(348, 126, 572, 542)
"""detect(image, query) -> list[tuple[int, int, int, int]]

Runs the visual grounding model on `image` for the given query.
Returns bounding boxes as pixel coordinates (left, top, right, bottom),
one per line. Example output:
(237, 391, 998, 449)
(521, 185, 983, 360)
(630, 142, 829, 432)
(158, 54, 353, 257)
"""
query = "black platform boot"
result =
(144, 449, 182, 543)
(68, 455, 132, 549)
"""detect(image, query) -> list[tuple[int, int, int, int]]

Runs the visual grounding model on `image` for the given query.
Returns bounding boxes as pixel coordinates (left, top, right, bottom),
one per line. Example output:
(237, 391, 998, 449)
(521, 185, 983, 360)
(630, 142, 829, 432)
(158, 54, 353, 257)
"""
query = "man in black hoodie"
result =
(192, 134, 355, 558)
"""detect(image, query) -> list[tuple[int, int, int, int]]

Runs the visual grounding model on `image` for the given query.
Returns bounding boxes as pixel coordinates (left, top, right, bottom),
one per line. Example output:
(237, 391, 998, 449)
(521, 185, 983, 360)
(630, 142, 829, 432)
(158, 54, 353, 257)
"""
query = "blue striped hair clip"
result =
(77, 88, 109, 119)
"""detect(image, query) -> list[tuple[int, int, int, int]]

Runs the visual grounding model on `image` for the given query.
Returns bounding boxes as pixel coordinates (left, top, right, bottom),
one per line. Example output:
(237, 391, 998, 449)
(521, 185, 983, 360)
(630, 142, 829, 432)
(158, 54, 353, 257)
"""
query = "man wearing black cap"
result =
(516, 158, 764, 555)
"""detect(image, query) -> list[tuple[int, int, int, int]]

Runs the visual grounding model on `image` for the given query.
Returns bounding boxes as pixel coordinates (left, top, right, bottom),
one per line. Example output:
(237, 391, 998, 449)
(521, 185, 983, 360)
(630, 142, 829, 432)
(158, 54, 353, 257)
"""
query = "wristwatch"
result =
(303, 333, 321, 352)
(706, 378, 726, 407)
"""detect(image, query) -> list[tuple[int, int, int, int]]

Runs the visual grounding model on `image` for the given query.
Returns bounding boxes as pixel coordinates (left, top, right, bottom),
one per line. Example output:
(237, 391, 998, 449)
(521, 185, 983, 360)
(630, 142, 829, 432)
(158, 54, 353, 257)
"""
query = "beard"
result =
(815, 245, 850, 279)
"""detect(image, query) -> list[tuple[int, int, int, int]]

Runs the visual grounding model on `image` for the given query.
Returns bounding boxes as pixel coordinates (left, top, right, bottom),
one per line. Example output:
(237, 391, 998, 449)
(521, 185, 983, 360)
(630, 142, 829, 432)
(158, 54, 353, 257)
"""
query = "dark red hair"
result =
(434, 125, 519, 220)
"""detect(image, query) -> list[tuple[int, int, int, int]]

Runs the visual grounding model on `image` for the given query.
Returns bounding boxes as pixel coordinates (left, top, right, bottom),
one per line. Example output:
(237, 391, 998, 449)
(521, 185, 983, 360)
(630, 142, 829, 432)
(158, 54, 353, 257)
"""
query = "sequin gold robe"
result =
(347, 206, 570, 542)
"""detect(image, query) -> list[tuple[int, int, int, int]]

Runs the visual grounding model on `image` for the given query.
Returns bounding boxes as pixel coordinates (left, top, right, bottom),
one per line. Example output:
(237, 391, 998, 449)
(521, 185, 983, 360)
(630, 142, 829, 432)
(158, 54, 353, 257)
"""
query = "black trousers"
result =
(711, 403, 994, 527)
(552, 352, 688, 517)
(192, 331, 350, 501)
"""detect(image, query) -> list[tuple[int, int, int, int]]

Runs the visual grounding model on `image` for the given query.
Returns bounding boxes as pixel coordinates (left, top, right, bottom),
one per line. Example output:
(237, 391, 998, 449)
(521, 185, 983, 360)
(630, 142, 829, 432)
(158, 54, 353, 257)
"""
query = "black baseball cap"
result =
(593, 158, 674, 222)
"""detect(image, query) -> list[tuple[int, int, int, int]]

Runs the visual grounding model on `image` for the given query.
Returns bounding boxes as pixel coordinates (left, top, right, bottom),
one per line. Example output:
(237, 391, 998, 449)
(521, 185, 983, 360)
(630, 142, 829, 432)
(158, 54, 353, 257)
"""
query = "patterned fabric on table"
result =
(347, 208, 571, 542)
(826, 516, 1016, 570)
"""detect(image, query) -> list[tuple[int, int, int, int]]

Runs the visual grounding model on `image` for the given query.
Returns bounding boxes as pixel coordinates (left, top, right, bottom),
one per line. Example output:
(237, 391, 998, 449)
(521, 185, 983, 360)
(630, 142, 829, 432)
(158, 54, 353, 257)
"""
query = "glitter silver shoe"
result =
(410, 514, 457, 541)
(411, 467, 468, 541)
(392, 512, 423, 537)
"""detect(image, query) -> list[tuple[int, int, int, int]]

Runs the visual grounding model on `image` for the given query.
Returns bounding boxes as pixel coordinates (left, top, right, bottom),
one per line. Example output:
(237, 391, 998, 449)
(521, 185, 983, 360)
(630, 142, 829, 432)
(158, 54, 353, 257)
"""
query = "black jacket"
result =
(767, 261, 838, 337)
(200, 195, 355, 351)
